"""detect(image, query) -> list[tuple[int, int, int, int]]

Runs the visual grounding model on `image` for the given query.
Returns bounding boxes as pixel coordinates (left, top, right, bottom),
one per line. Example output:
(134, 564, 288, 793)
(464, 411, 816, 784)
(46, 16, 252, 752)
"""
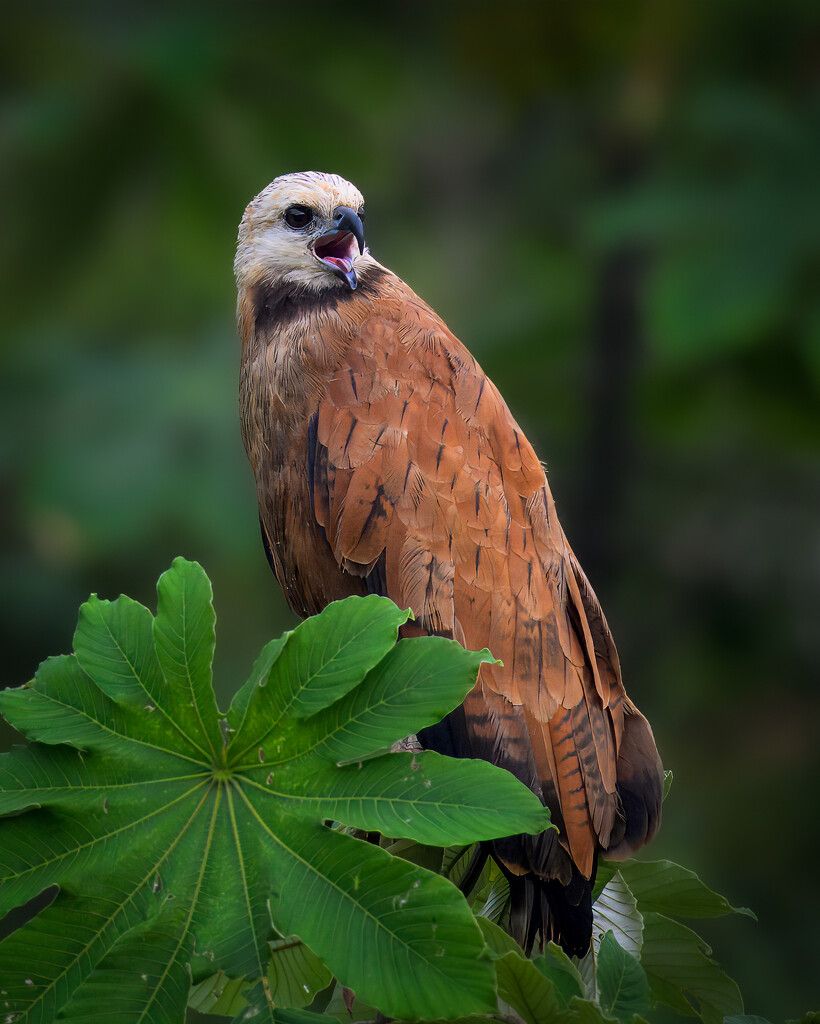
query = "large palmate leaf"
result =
(0, 558, 551, 1023)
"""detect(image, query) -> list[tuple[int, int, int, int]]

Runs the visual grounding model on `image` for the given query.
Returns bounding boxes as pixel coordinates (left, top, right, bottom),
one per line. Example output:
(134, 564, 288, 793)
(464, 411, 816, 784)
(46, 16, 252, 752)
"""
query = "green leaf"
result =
(251, 1008, 329, 1024)
(593, 859, 618, 900)
(476, 872, 510, 923)
(73, 591, 209, 760)
(597, 931, 652, 1022)
(284, 636, 499, 766)
(267, 936, 332, 1008)
(233, 980, 328, 1023)
(0, 560, 552, 1023)
(320, 980, 380, 1023)
(389, 1019, 508, 1024)
(258, 820, 498, 1018)
(641, 912, 744, 1024)
(724, 1017, 774, 1024)
(227, 634, 290, 733)
(153, 555, 222, 755)
(443, 844, 472, 878)
(476, 914, 522, 957)
(382, 837, 445, 874)
(619, 860, 756, 920)
(565, 997, 623, 1024)
(494, 952, 560, 1024)
(564, 998, 651, 1024)
(188, 971, 249, 1016)
(533, 942, 585, 1009)
(268, 750, 545, 847)
(226, 594, 412, 759)
(57, 910, 195, 1022)
(593, 871, 643, 956)
(476, 917, 560, 1024)
(448, 844, 493, 895)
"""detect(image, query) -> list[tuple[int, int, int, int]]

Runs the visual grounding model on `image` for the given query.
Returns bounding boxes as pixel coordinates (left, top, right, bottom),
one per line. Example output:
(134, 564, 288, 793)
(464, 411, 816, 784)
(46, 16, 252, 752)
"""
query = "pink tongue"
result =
(323, 255, 352, 272)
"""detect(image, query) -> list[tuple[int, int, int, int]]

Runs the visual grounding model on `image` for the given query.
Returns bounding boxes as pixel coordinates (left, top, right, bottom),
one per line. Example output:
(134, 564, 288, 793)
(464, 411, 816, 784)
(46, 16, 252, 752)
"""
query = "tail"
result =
(457, 839, 596, 959)
(502, 862, 595, 958)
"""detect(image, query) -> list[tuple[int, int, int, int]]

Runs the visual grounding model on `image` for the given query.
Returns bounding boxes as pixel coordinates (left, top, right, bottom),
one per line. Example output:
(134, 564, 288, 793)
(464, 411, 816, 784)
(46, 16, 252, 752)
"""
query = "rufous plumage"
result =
(235, 171, 663, 956)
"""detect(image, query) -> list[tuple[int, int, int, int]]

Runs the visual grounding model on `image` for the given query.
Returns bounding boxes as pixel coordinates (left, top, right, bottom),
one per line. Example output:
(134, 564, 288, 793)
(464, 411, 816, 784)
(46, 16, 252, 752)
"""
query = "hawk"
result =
(235, 171, 663, 957)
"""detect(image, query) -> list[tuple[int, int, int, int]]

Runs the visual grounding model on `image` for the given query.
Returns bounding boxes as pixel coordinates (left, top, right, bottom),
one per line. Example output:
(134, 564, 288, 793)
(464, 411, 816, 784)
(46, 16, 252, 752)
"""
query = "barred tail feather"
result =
(502, 861, 595, 959)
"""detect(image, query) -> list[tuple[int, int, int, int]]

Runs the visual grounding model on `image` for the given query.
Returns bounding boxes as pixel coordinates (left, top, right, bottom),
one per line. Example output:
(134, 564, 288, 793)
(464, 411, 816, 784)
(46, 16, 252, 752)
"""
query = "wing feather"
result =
(307, 286, 660, 890)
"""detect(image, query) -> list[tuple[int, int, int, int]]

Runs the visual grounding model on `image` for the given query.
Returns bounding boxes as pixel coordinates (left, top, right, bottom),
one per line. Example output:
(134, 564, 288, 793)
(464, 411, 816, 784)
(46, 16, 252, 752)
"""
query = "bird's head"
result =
(235, 171, 369, 294)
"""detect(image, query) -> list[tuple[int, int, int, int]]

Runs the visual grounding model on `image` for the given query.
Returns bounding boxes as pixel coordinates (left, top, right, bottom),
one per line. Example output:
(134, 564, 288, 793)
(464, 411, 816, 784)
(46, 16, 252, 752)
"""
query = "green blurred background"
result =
(1, 0, 818, 1016)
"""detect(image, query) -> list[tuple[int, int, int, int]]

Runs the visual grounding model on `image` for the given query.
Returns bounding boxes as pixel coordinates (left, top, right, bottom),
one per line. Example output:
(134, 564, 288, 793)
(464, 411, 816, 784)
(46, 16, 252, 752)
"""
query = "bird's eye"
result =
(357, 207, 365, 222)
(284, 205, 314, 229)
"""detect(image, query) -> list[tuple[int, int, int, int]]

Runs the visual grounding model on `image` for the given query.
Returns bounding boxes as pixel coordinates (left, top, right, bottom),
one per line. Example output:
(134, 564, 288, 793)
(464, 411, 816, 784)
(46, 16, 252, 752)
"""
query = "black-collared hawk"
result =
(235, 171, 663, 957)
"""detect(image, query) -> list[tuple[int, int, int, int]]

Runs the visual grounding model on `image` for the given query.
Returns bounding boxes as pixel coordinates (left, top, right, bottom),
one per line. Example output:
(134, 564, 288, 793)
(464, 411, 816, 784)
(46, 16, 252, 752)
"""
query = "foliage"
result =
(0, 558, 550, 1022)
(1, 559, 813, 1024)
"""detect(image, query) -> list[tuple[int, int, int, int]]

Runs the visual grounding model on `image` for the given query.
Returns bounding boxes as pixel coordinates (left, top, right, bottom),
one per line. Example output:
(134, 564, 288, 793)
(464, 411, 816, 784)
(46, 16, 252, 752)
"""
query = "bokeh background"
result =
(2, 0, 818, 1017)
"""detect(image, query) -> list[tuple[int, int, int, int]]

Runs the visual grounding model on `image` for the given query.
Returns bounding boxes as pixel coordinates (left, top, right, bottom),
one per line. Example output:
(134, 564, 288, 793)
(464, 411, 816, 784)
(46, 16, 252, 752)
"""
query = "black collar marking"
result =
(252, 266, 388, 333)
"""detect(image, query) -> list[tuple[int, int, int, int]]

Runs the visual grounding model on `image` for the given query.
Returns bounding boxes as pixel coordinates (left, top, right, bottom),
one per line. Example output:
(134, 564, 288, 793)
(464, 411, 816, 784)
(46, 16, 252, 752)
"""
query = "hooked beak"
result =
(313, 206, 366, 290)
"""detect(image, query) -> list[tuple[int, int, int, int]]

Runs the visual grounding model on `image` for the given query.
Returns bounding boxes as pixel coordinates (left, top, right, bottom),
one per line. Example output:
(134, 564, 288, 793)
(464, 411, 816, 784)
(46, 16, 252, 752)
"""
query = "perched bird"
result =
(235, 171, 663, 957)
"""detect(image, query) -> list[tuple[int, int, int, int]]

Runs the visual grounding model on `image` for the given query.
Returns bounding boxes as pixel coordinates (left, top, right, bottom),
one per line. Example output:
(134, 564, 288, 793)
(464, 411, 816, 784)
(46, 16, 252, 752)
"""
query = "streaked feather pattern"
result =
(239, 212, 662, 957)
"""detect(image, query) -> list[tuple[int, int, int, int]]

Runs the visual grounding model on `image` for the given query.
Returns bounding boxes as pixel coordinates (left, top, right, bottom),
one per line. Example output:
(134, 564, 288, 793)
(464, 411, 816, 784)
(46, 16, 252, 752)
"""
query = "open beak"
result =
(313, 206, 365, 290)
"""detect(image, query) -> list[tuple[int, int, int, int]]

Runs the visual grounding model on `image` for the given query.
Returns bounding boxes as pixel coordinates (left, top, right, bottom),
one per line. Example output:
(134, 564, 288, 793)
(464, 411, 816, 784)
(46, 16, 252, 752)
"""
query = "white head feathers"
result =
(235, 171, 372, 293)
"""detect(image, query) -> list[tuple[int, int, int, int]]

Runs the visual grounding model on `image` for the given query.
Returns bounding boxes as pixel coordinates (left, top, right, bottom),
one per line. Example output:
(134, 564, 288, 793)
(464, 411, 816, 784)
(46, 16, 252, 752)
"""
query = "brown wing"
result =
(309, 293, 661, 922)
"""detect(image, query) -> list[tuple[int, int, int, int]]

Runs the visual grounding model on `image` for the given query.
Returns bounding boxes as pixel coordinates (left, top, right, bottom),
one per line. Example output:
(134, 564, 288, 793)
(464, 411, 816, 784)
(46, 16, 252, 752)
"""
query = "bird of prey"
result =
(235, 171, 663, 957)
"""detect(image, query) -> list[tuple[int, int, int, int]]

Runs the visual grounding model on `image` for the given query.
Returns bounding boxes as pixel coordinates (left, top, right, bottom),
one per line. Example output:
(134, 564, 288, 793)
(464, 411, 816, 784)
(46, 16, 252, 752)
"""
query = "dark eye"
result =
(284, 205, 314, 229)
